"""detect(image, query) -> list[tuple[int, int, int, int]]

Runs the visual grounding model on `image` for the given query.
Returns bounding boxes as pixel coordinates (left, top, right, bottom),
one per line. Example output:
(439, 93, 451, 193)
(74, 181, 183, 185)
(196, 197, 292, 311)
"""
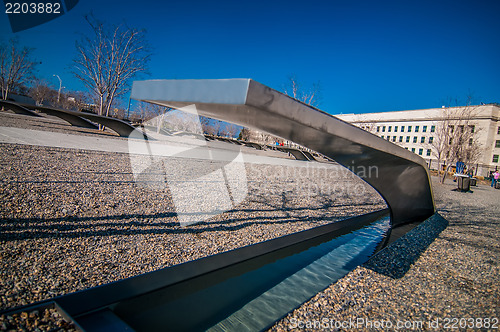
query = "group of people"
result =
(491, 170, 500, 188)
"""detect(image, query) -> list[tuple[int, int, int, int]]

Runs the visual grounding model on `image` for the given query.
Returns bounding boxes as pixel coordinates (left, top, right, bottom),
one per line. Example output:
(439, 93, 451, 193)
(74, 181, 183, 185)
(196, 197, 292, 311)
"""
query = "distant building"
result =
(337, 105, 500, 176)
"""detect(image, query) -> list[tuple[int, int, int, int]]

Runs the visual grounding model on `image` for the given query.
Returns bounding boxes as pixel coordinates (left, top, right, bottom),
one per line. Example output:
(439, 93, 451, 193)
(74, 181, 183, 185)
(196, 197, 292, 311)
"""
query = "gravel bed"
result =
(270, 177, 500, 331)
(0, 307, 77, 331)
(0, 136, 385, 329)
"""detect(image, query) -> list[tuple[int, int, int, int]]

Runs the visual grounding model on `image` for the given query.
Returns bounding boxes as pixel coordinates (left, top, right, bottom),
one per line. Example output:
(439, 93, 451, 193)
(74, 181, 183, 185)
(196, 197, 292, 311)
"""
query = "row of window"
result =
(404, 147, 432, 156)
(380, 135, 434, 144)
(376, 124, 435, 133)
(376, 124, 477, 134)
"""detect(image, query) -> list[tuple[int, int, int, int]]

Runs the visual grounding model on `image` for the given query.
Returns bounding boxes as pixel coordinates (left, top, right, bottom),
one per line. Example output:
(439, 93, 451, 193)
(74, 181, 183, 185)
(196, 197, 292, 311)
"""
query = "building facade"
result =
(337, 105, 500, 177)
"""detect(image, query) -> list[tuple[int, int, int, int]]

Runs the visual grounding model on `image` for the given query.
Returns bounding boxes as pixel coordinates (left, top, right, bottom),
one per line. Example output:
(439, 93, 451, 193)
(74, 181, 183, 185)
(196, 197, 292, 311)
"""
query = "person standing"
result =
(492, 170, 500, 188)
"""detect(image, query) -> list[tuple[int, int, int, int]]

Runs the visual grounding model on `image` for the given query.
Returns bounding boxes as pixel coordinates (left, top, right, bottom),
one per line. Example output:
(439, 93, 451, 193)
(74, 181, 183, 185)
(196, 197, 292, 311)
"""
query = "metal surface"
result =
(131, 79, 435, 226)
(276, 146, 309, 161)
(0, 100, 41, 116)
(1, 100, 140, 138)
(31, 104, 140, 138)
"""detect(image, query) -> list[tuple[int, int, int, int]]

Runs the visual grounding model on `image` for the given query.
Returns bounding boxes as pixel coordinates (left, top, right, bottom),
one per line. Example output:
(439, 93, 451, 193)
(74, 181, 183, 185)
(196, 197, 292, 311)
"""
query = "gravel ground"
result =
(270, 177, 500, 331)
(0, 306, 77, 331)
(0, 111, 386, 332)
(0, 143, 384, 311)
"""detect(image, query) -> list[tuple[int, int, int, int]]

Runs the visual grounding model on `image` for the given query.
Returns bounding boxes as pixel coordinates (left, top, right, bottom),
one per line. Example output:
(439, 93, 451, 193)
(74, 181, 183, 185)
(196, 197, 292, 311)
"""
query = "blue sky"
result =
(1, 0, 499, 114)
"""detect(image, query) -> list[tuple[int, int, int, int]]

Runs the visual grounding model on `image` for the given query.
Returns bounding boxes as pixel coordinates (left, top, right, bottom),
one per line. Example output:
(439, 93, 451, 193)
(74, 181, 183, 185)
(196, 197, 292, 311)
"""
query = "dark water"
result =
(209, 215, 391, 331)
(111, 214, 390, 331)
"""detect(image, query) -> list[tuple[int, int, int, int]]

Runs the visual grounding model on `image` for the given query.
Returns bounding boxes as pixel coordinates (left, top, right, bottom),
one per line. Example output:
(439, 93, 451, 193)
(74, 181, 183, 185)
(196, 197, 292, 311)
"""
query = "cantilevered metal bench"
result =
(0, 100, 41, 117)
(131, 79, 435, 226)
(275, 146, 310, 161)
(0, 100, 145, 138)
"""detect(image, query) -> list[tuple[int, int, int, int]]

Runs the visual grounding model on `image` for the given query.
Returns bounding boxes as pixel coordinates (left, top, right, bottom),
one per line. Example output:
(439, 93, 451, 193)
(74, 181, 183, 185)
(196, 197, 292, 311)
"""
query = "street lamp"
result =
(53, 74, 62, 103)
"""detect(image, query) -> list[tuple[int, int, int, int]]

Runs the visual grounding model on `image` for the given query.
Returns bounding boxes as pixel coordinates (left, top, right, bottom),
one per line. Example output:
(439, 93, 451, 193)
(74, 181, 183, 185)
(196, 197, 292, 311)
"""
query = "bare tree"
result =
(427, 98, 482, 183)
(73, 14, 151, 125)
(239, 127, 251, 141)
(0, 38, 38, 100)
(202, 120, 218, 136)
(29, 79, 55, 105)
(282, 74, 322, 107)
(212, 120, 222, 136)
(223, 123, 239, 138)
(135, 101, 173, 133)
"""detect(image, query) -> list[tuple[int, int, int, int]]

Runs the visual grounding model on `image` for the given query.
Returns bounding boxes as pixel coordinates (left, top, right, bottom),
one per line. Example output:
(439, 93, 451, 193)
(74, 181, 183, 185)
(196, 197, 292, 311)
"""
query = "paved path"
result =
(0, 125, 336, 170)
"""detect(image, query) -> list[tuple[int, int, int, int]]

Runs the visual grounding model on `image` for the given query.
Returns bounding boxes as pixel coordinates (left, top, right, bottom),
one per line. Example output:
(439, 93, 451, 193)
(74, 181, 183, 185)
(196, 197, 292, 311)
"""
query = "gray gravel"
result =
(270, 177, 500, 331)
(0, 306, 77, 331)
(0, 111, 386, 329)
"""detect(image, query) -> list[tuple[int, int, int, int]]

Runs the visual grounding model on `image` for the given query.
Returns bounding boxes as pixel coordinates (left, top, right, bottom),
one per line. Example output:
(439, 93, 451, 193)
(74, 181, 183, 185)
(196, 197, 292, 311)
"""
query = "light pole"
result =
(53, 74, 62, 103)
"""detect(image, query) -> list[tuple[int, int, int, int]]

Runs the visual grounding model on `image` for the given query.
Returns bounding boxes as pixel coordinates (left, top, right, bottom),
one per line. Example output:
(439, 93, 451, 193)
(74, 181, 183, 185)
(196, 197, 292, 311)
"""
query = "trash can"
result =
(455, 174, 471, 192)
(496, 182, 500, 189)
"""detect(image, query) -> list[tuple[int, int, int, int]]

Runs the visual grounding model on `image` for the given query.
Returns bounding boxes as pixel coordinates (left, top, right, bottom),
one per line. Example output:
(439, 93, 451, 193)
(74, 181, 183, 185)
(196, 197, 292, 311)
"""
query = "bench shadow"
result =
(363, 212, 448, 279)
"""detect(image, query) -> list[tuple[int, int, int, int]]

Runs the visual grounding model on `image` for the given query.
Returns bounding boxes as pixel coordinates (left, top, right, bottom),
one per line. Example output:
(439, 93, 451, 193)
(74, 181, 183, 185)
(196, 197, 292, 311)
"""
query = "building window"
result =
(392, 136, 396, 142)
(418, 148, 423, 155)
(408, 126, 412, 132)
(394, 126, 398, 132)
(493, 155, 499, 163)
(411, 148, 416, 153)
(406, 136, 410, 143)
(381, 135, 384, 139)
(431, 125, 435, 133)
(498, 127, 500, 134)
(429, 137, 434, 144)
(495, 140, 500, 148)
(386, 136, 390, 140)
(401, 126, 405, 132)
(469, 138, 474, 146)
(399, 136, 403, 142)
(415, 125, 420, 132)
(426, 149, 431, 156)
(469, 125, 475, 133)
(382, 126, 386, 132)
(413, 136, 417, 143)
(388, 126, 392, 132)
(421, 137, 425, 143)
(377, 126, 380, 132)
(423, 125, 427, 132)
(405, 147, 408, 150)
(449, 125, 454, 133)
